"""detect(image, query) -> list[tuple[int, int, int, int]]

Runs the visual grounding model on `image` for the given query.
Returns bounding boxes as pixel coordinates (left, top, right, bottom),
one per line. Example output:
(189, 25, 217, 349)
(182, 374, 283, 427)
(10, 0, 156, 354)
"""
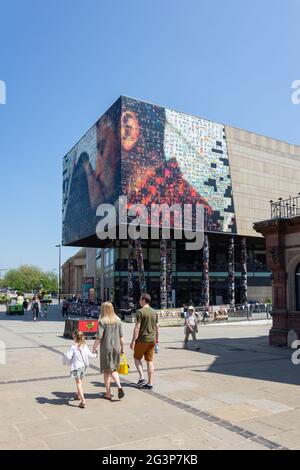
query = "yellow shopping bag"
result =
(118, 354, 129, 375)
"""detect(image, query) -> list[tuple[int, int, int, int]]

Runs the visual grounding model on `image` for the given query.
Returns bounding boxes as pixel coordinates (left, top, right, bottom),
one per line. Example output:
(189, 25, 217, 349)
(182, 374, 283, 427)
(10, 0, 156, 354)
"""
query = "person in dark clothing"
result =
(62, 298, 69, 318)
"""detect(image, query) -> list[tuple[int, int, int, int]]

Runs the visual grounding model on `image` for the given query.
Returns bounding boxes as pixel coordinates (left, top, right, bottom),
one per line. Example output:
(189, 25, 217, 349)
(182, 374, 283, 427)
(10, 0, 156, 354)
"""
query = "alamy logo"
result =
(291, 340, 300, 365)
(291, 80, 300, 105)
(95, 196, 205, 250)
(0, 80, 6, 105)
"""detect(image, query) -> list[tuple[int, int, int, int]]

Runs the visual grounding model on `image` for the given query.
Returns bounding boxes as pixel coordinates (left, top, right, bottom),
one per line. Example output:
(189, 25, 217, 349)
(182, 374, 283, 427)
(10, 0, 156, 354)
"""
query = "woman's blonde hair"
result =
(73, 329, 85, 346)
(100, 301, 120, 325)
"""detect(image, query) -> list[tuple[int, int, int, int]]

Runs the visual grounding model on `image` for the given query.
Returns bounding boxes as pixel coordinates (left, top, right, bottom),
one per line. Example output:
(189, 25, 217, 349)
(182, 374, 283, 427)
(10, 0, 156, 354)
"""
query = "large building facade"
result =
(62, 96, 300, 308)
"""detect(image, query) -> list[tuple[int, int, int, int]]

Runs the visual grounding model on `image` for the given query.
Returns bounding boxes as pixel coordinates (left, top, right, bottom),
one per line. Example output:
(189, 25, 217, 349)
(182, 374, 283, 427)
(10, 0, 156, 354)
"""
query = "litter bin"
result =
(63, 318, 98, 338)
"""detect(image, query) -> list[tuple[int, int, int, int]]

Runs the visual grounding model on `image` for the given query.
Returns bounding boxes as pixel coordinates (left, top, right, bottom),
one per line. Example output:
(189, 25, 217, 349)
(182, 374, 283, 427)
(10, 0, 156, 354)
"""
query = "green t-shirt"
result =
(136, 306, 158, 343)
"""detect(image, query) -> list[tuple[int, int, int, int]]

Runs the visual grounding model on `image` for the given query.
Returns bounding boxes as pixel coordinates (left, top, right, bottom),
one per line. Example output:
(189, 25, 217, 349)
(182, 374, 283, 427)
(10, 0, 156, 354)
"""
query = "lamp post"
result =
(55, 244, 61, 303)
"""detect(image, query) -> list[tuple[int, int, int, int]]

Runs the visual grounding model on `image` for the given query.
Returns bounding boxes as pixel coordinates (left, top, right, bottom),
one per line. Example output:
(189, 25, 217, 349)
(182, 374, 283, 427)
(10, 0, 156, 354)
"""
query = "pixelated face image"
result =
(121, 110, 140, 152)
(62, 101, 121, 245)
(120, 97, 236, 233)
(95, 115, 119, 204)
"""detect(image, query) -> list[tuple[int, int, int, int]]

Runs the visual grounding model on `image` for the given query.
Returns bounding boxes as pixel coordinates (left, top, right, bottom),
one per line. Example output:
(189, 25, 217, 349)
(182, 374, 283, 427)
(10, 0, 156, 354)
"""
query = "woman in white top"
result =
(183, 306, 200, 351)
(64, 330, 96, 408)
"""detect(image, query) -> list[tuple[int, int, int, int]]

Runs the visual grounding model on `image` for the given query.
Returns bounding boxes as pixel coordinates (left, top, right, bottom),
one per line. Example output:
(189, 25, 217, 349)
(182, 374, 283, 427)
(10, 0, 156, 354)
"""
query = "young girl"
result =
(64, 330, 97, 408)
(183, 306, 201, 351)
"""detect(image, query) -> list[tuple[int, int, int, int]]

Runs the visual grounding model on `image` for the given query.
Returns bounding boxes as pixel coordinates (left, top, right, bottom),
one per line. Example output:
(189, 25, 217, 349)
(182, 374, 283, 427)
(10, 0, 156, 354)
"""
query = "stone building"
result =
(254, 195, 300, 346)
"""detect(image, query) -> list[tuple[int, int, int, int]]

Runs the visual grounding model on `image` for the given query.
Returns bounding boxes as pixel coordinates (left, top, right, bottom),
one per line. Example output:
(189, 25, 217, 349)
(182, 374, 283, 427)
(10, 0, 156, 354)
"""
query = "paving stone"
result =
(237, 419, 285, 437)
(1, 406, 44, 425)
(43, 427, 120, 450)
(202, 424, 251, 446)
(270, 429, 300, 450)
(247, 399, 293, 414)
(211, 403, 270, 422)
(15, 417, 76, 439)
(105, 419, 176, 443)
(255, 409, 300, 432)
(0, 425, 21, 445)
(0, 438, 49, 450)
(102, 433, 211, 450)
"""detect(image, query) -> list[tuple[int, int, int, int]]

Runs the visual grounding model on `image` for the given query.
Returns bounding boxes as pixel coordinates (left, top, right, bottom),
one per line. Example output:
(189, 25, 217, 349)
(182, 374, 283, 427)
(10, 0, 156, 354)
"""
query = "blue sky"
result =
(0, 0, 299, 272)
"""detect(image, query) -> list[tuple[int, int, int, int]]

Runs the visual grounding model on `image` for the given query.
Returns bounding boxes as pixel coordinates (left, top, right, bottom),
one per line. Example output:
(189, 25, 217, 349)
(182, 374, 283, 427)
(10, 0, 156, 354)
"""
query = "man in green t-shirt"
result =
(130, 293, 159, 390)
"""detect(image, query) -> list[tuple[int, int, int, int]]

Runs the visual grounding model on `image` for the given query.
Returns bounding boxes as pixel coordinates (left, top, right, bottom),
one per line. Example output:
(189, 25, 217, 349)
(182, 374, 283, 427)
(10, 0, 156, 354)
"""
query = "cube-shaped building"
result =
(62, 96, 300, 308)
(63, 96, 236, 246)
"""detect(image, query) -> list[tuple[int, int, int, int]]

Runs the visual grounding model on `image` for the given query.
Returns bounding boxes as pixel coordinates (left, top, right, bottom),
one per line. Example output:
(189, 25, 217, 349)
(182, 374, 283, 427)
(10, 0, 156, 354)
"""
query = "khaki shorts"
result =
(134, 341, 155, 362)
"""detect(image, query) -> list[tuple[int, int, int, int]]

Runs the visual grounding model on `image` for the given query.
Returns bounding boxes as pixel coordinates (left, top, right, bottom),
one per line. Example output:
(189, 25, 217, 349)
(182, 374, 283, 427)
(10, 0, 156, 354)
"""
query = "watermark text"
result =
(0, 80, 6, 105)
(291, 80, 300, 105)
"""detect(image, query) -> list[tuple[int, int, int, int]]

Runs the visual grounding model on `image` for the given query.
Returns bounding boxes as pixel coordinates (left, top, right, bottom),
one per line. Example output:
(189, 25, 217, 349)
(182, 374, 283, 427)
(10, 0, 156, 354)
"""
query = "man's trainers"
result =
(142, 383, 153, 390)
(137, 379, 147, 388)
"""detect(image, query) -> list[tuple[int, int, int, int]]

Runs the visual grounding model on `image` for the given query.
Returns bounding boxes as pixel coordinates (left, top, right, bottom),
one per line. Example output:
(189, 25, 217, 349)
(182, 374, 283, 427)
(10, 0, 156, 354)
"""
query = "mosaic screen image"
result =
(62, 99, 121, 245)
(121, 96, 236, 233)
(62, 96, 236, 246)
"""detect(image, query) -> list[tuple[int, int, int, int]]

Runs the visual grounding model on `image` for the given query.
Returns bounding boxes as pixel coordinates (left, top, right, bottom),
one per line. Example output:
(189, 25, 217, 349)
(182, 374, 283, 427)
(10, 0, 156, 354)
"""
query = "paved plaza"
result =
(0, 305, 299, 450)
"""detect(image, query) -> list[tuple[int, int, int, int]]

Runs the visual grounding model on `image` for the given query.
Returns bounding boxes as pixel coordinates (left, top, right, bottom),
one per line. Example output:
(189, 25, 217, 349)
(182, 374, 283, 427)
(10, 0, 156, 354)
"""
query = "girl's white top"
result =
(65, 344, 96, 371)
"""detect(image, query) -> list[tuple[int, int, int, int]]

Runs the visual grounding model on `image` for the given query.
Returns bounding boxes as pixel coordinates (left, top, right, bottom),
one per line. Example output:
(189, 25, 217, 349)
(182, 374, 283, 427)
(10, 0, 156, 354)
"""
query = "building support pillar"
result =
(160, 239, 167, 309)
(100, 248, 104, 302)
(228, 236, 235, 308)
(135, 237, 146, 295)
(201, 234, 210, 308)
(166, 241, 173, 308)
(127, 239, 134, 309)
(241, 237, 248, 305)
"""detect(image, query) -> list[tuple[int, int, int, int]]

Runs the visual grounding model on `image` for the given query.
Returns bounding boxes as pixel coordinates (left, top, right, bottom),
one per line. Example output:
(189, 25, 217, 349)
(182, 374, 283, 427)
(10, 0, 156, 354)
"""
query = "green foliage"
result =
(2, 265, 58, 293)
(0, 294, 8, 303)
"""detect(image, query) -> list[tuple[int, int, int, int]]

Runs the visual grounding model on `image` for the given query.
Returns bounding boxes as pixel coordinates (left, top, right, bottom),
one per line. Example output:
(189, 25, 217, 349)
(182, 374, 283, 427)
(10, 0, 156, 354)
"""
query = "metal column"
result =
(160, 238, 167, 309)
(241, 237, 248, 305)
(166, 240, 173, 308)
(201, 234, 210, 307)
(228, 236, 235, 308)
(127, 239, 134, 308)
(135, 237, 147, 294)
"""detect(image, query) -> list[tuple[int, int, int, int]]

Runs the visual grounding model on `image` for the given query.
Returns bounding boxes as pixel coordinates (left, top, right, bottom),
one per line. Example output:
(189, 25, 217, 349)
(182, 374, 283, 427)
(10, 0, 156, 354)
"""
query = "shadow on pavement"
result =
(36, 390, 104, 406)
(173, 335, 300, 387)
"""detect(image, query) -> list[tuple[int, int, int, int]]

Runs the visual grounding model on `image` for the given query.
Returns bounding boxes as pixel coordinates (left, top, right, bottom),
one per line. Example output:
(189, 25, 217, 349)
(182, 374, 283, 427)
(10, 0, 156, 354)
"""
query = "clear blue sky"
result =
(0, 0, 299, 272)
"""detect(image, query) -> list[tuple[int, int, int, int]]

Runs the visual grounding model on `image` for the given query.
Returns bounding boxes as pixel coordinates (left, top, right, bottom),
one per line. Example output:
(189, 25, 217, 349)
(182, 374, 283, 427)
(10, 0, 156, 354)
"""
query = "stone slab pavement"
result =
(0, 304, 299, 450)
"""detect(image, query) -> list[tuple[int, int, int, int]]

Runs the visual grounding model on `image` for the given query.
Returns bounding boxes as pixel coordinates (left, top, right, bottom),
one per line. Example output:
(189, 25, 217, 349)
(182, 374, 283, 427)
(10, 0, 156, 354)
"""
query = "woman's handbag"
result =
(118, 354, 129, 375)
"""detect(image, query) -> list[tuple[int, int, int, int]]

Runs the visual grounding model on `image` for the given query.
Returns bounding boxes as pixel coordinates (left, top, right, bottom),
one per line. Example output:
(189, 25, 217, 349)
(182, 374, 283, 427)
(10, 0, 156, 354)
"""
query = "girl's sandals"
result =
(118, 388, 125, 399)
(79, 401, 86, 409)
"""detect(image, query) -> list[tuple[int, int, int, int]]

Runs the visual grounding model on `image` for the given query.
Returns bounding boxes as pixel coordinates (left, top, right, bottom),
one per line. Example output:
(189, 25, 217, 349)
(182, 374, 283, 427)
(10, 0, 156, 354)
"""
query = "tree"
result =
(42, 271, 58, 292)
(2, 265, 58, 293)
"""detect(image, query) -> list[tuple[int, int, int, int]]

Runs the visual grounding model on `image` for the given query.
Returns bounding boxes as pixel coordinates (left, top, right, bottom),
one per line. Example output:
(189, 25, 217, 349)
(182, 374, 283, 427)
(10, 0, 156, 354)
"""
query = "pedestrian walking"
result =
(17, 292, 24, 306)
(31, 296, 40, 321)
(64, 330, 96, 409)
(23, 298, 29, 312)
(92, 302, 125, 400)
(62, 297, 69, 317)
(183, 306, 200, 351)
(130, 293, 159, 390)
